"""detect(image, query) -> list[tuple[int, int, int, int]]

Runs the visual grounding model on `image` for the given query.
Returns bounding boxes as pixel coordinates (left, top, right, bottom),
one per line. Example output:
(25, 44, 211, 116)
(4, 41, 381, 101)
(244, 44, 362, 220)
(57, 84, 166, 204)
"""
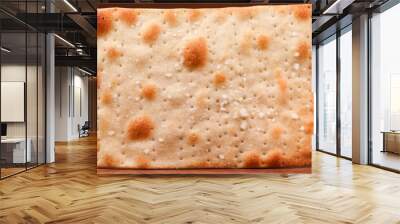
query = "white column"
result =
(45, 1, 55, 163)
(46, 33, 55, 163)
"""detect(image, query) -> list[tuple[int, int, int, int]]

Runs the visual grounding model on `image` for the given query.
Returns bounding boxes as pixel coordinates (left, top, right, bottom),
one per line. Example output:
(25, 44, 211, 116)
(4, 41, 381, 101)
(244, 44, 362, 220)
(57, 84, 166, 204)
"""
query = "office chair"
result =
(79, 121, 90, 138)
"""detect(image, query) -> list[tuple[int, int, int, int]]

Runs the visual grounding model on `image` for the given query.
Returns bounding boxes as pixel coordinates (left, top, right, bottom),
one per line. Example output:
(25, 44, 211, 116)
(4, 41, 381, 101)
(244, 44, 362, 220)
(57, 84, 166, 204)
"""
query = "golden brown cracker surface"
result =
(97, 5, 312, 169)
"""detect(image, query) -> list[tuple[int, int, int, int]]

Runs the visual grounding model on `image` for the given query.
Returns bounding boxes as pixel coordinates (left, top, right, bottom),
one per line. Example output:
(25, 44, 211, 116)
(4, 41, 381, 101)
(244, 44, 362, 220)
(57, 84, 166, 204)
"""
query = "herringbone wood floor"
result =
(1, 135, 400, 224)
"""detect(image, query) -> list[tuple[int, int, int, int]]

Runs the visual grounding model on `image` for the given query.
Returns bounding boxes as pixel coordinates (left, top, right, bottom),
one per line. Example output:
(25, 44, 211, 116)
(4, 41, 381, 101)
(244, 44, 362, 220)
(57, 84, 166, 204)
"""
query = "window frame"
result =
(315, 24, 353, 161)
(367, 0, 400, 173)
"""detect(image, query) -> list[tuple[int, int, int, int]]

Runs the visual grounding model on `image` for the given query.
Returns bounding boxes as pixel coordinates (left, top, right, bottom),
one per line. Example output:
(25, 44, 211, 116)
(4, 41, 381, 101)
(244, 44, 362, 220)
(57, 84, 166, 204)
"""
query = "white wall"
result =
(54, 67, 89, 141)
(1, 63, 46, 163)
(55, 67, 69, 141)
(72, 73, 89, 137)
(1, 66, 26, 138)
(1, 65, 37, 138)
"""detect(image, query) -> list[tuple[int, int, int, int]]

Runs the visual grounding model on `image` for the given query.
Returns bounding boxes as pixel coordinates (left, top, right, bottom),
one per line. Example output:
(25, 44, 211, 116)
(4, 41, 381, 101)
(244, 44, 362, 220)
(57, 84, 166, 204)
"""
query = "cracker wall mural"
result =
(97, 5, 313, 172)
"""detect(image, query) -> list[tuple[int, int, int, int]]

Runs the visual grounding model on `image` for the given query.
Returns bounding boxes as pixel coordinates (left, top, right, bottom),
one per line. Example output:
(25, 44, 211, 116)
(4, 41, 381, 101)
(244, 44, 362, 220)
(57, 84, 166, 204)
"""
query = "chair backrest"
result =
(82, 121, 90, 129)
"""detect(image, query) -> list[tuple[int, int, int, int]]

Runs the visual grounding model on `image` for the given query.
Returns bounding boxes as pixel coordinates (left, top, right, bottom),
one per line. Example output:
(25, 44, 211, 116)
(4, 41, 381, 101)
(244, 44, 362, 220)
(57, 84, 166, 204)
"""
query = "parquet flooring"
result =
(1, 167, 26, 178)
(1, 135, 400, 224)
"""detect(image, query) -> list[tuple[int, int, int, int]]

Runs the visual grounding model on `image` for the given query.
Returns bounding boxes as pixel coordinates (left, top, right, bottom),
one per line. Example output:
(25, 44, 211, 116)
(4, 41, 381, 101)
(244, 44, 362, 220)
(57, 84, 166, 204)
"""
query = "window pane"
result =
(27, 31, 38, 169)
(318, 37, 337, 154)
(340, 28, 352, 158)
(312, 45, 317, 151)
(371, 3, 400, 171)
(1, 31, 28, 177)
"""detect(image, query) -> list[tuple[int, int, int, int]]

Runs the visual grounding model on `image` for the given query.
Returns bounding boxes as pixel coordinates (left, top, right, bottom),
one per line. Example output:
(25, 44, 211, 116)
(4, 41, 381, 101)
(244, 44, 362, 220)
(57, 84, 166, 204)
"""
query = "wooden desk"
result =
(1, 138, 31, 163)
(381, 131, 400, 154)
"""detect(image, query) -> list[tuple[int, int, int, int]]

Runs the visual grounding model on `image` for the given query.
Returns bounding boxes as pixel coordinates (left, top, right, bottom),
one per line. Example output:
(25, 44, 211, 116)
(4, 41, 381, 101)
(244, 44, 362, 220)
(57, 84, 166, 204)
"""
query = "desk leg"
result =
(382, 133, 386, 153)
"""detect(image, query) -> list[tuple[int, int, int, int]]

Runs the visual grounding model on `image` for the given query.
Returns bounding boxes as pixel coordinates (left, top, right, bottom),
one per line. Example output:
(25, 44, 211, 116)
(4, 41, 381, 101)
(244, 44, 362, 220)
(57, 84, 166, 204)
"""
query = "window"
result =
(312, 45, 317, 151)
(339, 27, 352, 158)
(0, 1, 46, 179)
(370, 3, 400, 171)
(317, 36, 337, 154)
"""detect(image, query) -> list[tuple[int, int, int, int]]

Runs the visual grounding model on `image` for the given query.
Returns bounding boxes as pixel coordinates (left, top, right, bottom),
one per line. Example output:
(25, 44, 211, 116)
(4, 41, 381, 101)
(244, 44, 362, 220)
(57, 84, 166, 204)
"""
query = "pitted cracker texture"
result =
(97, 5, 313, 169)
